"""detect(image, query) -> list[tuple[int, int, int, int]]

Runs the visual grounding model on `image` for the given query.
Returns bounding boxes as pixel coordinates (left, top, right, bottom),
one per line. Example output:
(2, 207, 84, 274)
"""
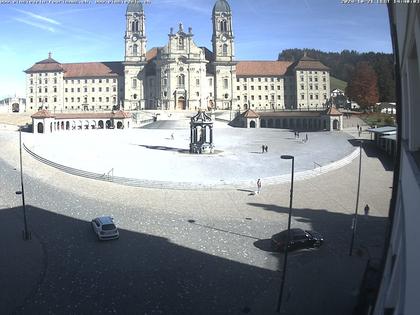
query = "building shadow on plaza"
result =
(138, 144, 190, 153)
(247, 201, 389, 315)
(1, 205, 279, 315)
(347, 139, 394, 172)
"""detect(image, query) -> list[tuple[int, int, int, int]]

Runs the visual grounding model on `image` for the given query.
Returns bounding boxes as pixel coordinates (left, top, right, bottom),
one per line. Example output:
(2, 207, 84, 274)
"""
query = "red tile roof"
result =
(62, 62, 123, 78)
(294, 55, 330, 71)
(31, 109, 55, 118)
(236, 61, 293, 76)
(24, 57, 64, 73)
(325, 107, 343, 116)
(146, 48, 159, 61)
(242, 109, 259, 118)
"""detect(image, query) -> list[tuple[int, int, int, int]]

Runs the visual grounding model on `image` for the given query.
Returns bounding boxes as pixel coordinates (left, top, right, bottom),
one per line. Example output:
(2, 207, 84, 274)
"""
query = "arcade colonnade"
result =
(238, 108, 343, 131)
(31, 110, 132, 134)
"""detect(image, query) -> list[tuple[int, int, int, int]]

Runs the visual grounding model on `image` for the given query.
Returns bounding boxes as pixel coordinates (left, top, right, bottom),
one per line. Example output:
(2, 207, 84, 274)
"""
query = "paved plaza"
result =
(22, 119, 357, 188)
(0, 115, 393, 314)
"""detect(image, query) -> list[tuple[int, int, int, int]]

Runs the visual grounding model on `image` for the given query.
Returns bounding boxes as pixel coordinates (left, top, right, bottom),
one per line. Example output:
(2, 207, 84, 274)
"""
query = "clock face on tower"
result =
(220, 34, 227, 42)
(132, 35, 138, 42)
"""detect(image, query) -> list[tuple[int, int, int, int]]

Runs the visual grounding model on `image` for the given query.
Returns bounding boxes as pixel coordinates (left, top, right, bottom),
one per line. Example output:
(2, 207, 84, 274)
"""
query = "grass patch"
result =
(330, 76, 347, 92)
(360, 112, 396, 127)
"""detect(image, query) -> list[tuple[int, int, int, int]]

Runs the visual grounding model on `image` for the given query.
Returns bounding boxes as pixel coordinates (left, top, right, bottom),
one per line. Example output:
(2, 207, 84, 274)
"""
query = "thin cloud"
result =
(159, 0, 209, 14)
(14, 18, 56, 33)
(15, 9, 61, 25)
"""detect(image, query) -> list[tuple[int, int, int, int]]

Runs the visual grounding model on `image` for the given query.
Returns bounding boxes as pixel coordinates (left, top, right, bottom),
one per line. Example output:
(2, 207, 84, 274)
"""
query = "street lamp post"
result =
(17, 129, 30, 240)
(276, 155, 295, 313)
(349, 140, 363, 256)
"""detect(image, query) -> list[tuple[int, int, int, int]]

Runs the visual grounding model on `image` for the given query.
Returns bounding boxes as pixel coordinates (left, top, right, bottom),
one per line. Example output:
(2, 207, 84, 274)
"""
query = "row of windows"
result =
(300, 76, 327, 82)
(30, 87, 58, 93)
(237, 77, 281, 83)
(30, 78, 58, 85)
(299, 71, 327, 75)
(238, 95, 281, 101)
(64, 96, 117, 103)
(65, 78, 117, 84)
(237, 85, 280, 91)
(30, 78, 118, 85)
(299, 84, 327, 90)
(64, 105, 111, 110)
(64, 86, 117, 93)
(300, 94, 328, 100)
(30, 97, 57, 103)
(30, 72, 58, 77)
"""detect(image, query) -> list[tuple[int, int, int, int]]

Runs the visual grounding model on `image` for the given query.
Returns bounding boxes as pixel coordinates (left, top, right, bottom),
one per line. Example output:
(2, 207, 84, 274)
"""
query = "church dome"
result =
(213, 0, 231, 14)
(127, 2, 143, 13)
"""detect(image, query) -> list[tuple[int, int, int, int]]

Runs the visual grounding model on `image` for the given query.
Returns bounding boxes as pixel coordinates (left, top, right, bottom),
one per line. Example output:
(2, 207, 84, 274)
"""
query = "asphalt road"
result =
(0, 156, 283, 314)
(0, 129, 391, 315)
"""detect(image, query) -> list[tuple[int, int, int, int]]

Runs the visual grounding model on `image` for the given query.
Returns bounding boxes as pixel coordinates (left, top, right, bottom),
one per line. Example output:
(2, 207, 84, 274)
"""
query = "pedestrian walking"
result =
(364, 204, 370, 216)
(305, 133, 308, 142)
(257, 179, 262, 194)
(171, 133, 174, 140)
(261, 145, 265, 153)
(357, 124, 359, 130)
(297, 131, 300, 138)
(265, 145, 268, 153)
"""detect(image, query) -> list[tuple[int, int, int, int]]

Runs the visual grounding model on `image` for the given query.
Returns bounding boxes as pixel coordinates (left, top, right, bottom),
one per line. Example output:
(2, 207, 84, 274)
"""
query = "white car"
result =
(91, 216, 119, 241)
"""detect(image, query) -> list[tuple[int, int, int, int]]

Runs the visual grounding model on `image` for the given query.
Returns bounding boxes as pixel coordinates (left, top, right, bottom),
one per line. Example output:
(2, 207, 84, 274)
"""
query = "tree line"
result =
(278, 49, 395, 109)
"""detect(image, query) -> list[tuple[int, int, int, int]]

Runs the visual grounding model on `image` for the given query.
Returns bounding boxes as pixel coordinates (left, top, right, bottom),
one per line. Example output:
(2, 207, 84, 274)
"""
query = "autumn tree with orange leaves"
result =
(346, 62, 379, 110)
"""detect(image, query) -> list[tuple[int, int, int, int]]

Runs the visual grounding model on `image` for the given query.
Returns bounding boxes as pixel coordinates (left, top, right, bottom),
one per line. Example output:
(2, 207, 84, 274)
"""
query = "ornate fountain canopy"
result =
(191, 109, 212, 124)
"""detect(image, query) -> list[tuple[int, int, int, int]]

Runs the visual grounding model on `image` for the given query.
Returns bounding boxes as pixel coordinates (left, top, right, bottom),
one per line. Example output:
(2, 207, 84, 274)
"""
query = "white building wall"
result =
(236, 76, 285, 111)
(295, 69, 330, 110)
(26, 71, 64, 112)
(63, 77, 123, 111)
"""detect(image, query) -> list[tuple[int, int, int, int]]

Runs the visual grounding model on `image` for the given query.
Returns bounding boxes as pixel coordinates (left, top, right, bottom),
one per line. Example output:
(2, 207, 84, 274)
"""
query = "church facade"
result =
(24, 0, 330, 113)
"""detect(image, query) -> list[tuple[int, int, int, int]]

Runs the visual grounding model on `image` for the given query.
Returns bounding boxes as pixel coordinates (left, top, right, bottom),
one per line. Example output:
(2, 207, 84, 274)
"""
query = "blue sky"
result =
(0, 0, 392, 99)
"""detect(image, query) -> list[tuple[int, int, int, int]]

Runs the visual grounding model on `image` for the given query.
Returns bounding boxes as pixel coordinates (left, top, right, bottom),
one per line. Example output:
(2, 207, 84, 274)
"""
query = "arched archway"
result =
(98, 120, 104, 129)
(333, 119, 339, 130)
(177, 96, 185, 110)
(268, 119, 273, 128)
(50, 122, 53, 133)
(250, 121, 256, 128)
(117, 121, 123, 129)
(66, 121, 70, 130)
(61, 121, 64, 130)
(106, 120, 112, 129)
(37, 122, 44, 133)
(12, 103, 19, 112)
(84, 120, 89, 129)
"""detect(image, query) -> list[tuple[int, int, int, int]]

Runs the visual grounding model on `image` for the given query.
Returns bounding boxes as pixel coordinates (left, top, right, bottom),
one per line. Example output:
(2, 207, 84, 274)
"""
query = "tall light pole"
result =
(17, 129, 30, 240)
(349, 140, 363, 256)
(276, 155, 295, 313)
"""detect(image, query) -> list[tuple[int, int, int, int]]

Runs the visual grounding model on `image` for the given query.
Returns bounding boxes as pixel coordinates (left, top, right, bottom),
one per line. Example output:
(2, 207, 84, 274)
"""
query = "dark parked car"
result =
(271, 228, 324, 252)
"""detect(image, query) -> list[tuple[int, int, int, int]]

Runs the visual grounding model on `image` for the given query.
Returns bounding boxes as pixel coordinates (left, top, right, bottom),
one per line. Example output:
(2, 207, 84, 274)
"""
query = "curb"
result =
(23, 143, 359, 190)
